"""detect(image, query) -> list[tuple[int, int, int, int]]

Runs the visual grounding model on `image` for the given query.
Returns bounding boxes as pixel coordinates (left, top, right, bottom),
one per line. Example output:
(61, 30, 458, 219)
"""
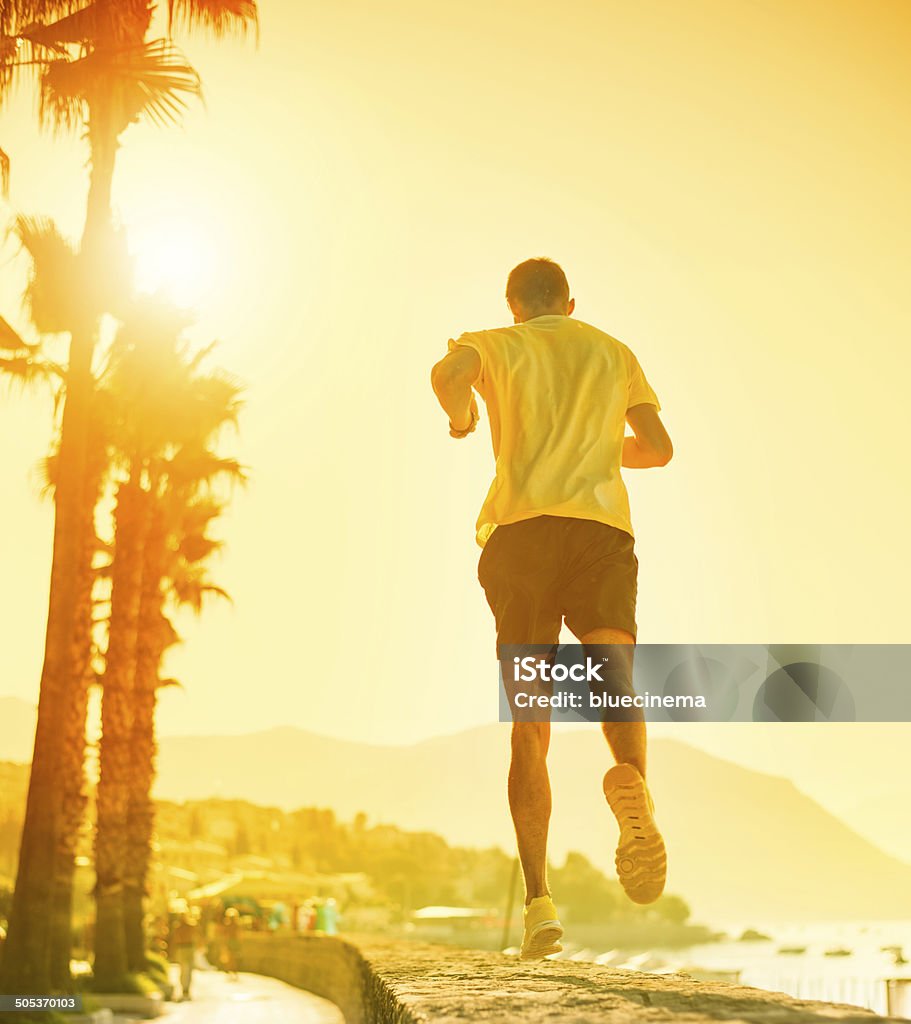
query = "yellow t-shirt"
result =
(451, 315, 660, 547)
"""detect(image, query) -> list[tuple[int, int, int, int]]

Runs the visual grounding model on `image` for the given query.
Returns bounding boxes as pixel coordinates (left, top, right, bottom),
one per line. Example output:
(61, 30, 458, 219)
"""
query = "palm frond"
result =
(167, 0, 257, 40)
(0, 313, 28, 350)
(156, 610, 180, 650)
(171, 566, 230, 612)
(0, 353, 59, 391)
(0, 354, 33, 375)
(0, 33, 18, 60)
(0, 145, 8, 196)
(119, 37, 201, 127)
(0, 46, 13, 96)
(178, 531, 222, 563)
(192, 368, 243, 415)
(179, 494, 223, 529)
(14, 213, 81, 332)
(1, 2, 90, 36)
(0, 350, 60, 401)
(185, 339, 215, 372)
(38, 55, 83, 128)
(20, 0, 150, 50)
(167, 448, 246, 488)
(40, 38, 201, 132)
(0, 0, 87, 92)
(35, 450, 57, 496)
(174, 369, 243, 445)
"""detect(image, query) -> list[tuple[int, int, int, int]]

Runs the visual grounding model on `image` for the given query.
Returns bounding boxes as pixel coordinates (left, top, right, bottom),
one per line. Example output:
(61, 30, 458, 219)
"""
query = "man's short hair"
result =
(506, 258, 570, 312)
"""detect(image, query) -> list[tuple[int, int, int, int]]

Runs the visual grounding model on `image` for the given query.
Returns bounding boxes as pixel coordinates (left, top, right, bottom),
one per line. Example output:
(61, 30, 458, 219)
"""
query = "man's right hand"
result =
(450, 393, 480, 438)
(622, 404, 673, 468)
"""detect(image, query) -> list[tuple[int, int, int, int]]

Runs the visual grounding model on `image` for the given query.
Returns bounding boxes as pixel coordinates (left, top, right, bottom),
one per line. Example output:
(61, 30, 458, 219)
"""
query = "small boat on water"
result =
(778, 945, 807, 955)
(681, 966, 742, 984)
(824, 947, 852, 958)
(881, 945, 908, 965)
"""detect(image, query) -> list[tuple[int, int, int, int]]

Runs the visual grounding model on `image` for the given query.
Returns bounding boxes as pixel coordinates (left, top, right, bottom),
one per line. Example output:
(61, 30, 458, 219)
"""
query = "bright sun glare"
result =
(130, 216, 220, 309)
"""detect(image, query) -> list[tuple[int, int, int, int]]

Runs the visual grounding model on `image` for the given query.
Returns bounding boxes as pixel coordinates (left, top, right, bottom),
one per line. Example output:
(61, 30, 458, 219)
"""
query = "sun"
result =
(129, 212, 221, 309)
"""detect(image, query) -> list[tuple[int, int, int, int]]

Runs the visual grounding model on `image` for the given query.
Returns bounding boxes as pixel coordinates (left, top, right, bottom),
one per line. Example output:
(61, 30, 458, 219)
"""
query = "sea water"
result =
(669, 920, 911, 1017)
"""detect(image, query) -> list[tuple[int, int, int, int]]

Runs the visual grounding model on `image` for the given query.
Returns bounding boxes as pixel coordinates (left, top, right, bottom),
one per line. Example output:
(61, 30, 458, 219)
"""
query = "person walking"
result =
(170, 909, 200, 1000)
(219, 907, 242, 980)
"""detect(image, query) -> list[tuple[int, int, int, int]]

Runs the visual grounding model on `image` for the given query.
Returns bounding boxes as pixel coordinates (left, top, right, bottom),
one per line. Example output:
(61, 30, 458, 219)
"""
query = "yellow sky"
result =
(1, 0, 910, 746)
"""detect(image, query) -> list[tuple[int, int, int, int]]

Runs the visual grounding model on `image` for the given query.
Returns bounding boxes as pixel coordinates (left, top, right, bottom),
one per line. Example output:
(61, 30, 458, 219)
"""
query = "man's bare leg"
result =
(578, 627, 645, 776)
(509, 717, 564, 959)
(578, 626, 666, 904)
(508, 720, 552, 904)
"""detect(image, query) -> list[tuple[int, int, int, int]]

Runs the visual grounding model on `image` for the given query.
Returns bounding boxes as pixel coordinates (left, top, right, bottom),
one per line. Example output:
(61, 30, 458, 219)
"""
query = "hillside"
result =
(152, 725, 911, 923)
(0, 761, 703, 942)
(5, 708, 911, 922)
(0, 762, 30, 884)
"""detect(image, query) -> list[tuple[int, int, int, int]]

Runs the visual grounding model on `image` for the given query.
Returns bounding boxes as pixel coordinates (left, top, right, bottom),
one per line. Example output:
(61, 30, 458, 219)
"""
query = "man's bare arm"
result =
(623, 403, 673, 468)
(431, 346, 482, 437)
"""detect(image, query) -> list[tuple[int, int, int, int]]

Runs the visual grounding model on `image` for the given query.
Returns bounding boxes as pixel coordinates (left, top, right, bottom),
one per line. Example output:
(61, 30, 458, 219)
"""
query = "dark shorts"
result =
(478, 515, 638, 652)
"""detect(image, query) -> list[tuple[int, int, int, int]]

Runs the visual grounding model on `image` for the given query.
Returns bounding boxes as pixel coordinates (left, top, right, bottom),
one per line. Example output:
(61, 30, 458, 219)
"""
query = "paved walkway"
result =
(145, 970, 343, 1024)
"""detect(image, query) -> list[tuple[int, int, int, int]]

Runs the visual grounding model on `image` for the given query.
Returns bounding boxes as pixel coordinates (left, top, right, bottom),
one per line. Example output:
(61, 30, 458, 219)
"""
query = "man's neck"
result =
(518, 309, 567, 323)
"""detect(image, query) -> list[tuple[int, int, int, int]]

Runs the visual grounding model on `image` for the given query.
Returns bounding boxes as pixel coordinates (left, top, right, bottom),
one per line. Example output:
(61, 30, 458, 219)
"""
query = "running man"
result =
(431, 258, 673, 960)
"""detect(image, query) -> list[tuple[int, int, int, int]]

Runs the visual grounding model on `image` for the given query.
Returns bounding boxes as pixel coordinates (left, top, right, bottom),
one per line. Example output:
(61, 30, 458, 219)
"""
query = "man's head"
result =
(506, 258, 575, 323)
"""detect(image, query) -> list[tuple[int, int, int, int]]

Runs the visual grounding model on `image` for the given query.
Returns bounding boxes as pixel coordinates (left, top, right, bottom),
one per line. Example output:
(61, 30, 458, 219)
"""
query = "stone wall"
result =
(239, 933, 902, 1024)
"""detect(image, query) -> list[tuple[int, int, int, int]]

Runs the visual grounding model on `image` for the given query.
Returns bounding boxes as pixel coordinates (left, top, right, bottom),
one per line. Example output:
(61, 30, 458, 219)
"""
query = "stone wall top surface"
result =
(355, 939, 899, 1024)
(240, 933, 905, 1024)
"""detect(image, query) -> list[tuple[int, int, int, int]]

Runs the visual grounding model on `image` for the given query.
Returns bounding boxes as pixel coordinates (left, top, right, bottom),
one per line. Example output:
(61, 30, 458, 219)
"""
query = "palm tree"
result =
(121, 374, 243, 973)
(0, 21, 169, 990)
(92, 301, 242, 987)
(124, 484, 239, 972)
(0, 0, 257, 993)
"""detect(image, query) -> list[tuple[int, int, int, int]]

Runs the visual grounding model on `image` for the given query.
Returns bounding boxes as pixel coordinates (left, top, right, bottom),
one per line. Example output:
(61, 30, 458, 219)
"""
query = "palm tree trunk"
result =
(123, 506, 166, 973)
(93, 472, 149, 990)
(49, 443, 106, 990)
(122, 670, 161, 972)
(0, 520, 84, 992)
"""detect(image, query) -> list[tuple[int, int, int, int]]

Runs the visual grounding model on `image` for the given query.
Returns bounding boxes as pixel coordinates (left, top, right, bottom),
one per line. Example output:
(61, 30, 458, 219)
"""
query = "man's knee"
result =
(579, 629, 640, 719)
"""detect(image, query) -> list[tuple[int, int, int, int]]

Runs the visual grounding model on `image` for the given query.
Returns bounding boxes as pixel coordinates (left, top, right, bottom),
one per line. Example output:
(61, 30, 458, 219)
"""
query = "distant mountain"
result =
(0, 698, 36, 763)
(155, 725, 911, 924)
(653, 722, 911, 864)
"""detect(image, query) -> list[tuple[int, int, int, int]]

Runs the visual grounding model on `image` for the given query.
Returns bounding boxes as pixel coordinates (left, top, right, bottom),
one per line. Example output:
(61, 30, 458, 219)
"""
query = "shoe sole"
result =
(603, 763, 667, 905)
(520, 920, 564, 961)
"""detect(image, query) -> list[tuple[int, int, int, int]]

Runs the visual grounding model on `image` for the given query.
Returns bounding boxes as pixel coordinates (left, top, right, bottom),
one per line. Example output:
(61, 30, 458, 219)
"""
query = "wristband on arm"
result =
(449, 405, 480, 439)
